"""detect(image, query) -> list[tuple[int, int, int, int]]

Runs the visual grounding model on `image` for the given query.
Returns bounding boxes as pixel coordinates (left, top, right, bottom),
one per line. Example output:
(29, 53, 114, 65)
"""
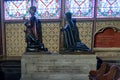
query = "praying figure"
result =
(61, 12, 90, 52)
(24, 6, 47, 52)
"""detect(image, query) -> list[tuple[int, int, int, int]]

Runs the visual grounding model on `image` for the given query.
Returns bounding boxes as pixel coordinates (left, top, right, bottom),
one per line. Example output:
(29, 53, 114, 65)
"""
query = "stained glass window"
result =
(4, 0, 31, 20)
(33, 0, 61, 19)
(65, 0, 95, 18)
(4, 0, 120, 20)
(97, 0, 120, 18)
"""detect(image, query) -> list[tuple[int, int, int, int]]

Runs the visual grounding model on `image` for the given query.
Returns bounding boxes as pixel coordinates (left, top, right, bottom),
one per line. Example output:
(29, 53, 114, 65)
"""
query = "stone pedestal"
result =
(21, 52, 97, 80)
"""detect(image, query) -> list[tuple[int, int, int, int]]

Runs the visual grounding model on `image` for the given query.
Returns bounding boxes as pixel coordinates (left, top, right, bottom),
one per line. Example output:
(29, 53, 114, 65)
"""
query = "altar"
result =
(20, 52, 96, 80)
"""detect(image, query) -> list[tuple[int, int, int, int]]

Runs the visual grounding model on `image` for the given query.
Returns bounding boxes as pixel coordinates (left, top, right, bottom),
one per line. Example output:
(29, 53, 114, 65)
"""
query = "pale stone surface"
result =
(21, 52, 97, 80)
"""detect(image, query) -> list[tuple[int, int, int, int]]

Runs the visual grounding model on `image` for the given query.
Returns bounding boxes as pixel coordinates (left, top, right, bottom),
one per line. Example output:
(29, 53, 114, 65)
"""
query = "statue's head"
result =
(64, 12, 72, 21)
(29, 6, 36, 16)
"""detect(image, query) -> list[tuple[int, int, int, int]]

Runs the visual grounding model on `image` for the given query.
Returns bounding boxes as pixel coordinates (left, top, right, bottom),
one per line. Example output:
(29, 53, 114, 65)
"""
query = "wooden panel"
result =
(94, 28, 120, 47)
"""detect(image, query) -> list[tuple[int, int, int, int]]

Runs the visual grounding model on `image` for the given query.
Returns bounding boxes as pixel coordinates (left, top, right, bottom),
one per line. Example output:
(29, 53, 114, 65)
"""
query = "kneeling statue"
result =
(24, 6, 47, 52)
(61, 12, 90, 52)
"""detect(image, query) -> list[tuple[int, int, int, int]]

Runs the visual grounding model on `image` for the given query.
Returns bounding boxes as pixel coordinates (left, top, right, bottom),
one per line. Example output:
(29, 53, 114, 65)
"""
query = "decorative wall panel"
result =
(94, 21, 120, 58)
(95, 21, 120, 48)
(95, 21, 120, 33)
(42, 22, 60, 53)
(95, 28, 120, 47)
(5, 21, 92, 56)
(76, 21, 93, 49)
(5, 23, 26, 56)
(5, 22, 60, 56)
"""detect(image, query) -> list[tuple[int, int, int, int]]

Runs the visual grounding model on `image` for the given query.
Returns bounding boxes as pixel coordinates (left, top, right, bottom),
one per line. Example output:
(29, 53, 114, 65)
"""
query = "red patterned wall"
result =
(94, 28, 120, 47)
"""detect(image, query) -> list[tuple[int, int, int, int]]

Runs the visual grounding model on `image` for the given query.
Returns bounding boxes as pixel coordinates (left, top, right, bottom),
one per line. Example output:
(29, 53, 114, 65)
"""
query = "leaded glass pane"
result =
(4, 0, 31, 20)
(33, 0, 61, 19)
(65, 0, 94, 18)
(97, 0, 120, 18)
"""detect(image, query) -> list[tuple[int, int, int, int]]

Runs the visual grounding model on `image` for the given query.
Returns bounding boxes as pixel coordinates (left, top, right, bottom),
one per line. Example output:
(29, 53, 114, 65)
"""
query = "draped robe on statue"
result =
(62, 20, 75, 50)
(24, 16, 47, 52)
(61, 19, 90, 51)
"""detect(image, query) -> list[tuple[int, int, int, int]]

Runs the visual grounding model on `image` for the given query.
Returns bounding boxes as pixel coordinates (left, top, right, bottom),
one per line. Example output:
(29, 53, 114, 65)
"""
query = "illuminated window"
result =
(4, 0, 31, 20)
(4, 0, 120, 20)
(33, 0, 61, 19)
(97, 0, 120, 18)
(4, 0, 61, 20)
(65, 0, 95, 18)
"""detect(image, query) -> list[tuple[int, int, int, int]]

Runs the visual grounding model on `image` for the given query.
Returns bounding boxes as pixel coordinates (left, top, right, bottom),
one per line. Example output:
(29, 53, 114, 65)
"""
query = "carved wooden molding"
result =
(94, 27, 120, 35)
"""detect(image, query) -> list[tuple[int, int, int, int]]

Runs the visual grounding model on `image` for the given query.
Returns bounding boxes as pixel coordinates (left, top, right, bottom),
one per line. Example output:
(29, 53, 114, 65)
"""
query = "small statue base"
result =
(26, 44, 48, 52)
(26, 47, 48, 52)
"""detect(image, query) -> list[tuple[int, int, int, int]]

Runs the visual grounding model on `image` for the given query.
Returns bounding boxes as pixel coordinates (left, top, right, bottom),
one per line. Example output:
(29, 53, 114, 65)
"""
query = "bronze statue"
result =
(61, 12, 90, 52)
(24, 6, 47, 52)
